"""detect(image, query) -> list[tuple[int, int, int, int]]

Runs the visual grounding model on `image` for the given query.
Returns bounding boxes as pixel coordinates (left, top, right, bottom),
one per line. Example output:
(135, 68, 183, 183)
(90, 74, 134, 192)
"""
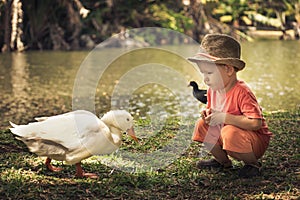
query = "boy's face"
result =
(197, 62, 229, 91)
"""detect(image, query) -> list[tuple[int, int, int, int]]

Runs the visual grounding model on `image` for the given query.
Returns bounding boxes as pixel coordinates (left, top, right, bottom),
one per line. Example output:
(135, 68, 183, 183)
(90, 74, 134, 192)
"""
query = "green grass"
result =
(0, 110, 299, 199)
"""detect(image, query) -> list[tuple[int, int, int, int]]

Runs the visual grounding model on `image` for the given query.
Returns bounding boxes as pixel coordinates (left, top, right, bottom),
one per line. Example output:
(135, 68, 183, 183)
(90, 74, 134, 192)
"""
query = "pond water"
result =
(0, 40, 299, 130)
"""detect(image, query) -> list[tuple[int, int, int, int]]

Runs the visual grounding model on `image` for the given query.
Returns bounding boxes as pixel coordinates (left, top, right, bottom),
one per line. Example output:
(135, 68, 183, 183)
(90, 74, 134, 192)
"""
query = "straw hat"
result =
(188, 33, 245, 71)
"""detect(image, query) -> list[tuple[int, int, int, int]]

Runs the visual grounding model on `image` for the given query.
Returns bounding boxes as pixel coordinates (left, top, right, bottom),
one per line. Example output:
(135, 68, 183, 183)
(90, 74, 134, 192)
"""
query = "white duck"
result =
(9, 110, 137, 178)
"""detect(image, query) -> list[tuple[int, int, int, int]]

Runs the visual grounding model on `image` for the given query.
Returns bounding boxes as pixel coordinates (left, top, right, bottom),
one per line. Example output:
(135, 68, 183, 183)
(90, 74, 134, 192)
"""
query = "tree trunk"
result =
(188, 0, 211, 42)
(294, 1, 300, 39)
(49, 23, 70, 50)
(63, 0, 82, 50)
(2, 0, 12, 52)
(10, 0, 24, 51)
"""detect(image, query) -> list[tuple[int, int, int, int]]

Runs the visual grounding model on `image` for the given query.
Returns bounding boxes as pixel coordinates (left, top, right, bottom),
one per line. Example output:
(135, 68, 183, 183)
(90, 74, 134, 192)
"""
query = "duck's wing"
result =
(16, 137, 69, 161)
(10, 110, 103, 150)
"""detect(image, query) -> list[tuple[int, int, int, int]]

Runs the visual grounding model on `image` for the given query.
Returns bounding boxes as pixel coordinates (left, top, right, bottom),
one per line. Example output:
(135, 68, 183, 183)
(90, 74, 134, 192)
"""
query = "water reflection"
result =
(11, 53, 29, 99)
(0, 41, 299, 130)
(0, 51, 87, 129)
(240, 40, 300, 111)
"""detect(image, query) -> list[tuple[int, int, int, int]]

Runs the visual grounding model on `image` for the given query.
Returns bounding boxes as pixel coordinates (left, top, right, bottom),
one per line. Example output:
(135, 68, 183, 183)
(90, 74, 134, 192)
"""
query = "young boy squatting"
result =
(188, 34, 272, 178)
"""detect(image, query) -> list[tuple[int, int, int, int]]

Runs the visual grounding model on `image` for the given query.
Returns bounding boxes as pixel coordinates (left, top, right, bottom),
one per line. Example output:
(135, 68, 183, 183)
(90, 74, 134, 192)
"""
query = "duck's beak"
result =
(127, 127, 138, 142)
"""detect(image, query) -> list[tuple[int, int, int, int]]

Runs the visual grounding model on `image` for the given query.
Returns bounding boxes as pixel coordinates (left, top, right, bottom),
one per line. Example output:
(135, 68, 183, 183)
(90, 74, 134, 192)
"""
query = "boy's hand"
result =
(204, 109, 226, 126)
(201, 108, 211, 122)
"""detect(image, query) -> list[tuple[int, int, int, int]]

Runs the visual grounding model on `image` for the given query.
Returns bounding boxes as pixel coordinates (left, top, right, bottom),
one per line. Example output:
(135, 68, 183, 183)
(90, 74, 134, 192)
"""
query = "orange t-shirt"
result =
(207, 80, 272, 136)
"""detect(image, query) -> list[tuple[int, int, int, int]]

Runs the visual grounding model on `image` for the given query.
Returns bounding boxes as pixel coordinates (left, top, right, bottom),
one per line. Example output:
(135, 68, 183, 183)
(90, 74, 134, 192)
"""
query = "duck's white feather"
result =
(10, 110, 121, 164)
(9, 121, 18, 128)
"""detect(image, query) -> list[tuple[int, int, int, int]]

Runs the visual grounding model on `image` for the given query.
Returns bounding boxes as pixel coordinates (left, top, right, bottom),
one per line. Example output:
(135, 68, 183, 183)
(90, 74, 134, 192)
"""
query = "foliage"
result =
(213, 0, 250, 23)
(148, 3, 193, 32)
(1, 0, 300, 51)
(0, 110, 299, 199)
(212, 0, 299, 28)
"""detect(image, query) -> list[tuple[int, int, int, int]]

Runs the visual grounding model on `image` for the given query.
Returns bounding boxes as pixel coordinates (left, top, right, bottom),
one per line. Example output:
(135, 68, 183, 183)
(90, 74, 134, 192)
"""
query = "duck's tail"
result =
(9, 121, 35, 137)
(9, 121, 18, 128)
(9, 121, 22, 137)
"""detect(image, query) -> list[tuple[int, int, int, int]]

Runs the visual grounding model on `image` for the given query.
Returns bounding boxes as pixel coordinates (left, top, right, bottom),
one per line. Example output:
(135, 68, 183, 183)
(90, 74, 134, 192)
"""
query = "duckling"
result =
(188, 81, 207, 104)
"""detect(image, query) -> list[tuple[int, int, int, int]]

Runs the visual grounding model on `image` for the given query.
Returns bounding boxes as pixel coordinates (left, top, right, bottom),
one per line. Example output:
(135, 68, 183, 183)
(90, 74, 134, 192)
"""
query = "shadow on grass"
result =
(1, 110, 299, 199)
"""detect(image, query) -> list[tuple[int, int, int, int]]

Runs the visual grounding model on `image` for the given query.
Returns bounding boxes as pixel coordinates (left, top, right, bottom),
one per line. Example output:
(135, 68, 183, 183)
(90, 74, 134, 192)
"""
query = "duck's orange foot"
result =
(76, 172, 99, 179)
(75, 163, 98, 179)
(45, 157, 63, 172)
(47, 164, 63, 172)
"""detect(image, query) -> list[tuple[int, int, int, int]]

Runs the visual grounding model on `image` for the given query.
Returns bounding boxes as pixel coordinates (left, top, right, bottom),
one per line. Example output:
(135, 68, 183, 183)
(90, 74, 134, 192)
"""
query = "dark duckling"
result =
(188, 81, 207, 104)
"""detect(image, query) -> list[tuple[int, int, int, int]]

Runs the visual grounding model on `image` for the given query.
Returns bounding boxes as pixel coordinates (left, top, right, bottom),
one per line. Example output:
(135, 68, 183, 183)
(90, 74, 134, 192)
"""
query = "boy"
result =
(188, 34, 272, 178)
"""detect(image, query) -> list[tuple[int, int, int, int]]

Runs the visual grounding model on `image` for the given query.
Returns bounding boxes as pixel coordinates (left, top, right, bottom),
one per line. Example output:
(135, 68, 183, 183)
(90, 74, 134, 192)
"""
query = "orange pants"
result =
(193, 119, 271, 159)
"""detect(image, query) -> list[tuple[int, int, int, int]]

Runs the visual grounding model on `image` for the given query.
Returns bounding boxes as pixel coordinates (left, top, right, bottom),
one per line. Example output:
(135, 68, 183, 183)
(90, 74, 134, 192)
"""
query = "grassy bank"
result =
(0, 110, 299, 199)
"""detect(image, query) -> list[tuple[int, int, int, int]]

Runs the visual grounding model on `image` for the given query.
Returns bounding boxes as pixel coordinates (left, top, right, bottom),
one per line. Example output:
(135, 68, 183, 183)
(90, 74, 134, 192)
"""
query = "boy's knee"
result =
(221, 125, 240, 140)
(193, 119, 208, 142)
(195, 119, 208, 133)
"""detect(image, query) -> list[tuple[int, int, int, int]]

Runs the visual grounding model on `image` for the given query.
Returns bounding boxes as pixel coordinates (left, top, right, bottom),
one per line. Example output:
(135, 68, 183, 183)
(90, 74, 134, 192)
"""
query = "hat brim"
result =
(188, 56, 245, 71)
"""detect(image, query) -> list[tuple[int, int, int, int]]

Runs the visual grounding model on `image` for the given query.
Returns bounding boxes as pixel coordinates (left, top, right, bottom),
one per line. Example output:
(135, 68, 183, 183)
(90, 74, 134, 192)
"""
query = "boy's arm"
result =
(224, 113, 262, 130)
(207, 112, 262, 131)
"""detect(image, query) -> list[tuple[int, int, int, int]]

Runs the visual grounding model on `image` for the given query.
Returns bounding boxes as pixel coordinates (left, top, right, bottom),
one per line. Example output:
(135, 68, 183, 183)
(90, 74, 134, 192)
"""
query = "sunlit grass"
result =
(1, 110, 299, 199)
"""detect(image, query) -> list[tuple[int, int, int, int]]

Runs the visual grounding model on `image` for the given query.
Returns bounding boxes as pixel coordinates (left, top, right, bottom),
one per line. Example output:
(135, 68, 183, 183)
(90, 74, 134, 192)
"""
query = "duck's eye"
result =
(126, 118, 130, 121)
